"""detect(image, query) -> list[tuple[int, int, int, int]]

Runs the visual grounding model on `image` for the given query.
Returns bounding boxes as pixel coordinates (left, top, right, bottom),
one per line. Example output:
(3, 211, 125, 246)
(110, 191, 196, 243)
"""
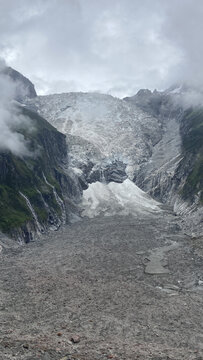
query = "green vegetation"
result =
(181, 108, 203, 203)
(0, 106, 65, 236)
(0, 185, 31, 232)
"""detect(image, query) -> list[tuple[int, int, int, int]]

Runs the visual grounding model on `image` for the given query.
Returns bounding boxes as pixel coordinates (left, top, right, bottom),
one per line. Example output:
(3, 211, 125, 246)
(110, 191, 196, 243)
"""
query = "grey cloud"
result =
(162, 0, 203, 88)
(0, 0, 203, 98)
(0, 63, 32, 157)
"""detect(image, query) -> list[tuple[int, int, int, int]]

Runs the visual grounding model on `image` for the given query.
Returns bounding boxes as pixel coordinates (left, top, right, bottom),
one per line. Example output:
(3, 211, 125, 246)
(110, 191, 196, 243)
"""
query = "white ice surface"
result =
(27, 92, 162, 179)
(81, 179, 161, 218)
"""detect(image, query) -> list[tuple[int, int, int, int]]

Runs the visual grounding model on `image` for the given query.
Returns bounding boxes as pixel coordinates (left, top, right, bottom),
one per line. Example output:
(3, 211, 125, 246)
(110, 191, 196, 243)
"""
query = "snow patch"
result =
(81, 179, 161, 218)
(71, 167, 83, 175)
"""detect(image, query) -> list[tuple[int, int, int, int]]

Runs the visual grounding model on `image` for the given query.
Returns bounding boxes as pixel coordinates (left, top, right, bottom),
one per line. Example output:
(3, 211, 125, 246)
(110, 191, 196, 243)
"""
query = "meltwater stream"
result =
(42, 173, 66, 225)
(19, 191, 43, 232)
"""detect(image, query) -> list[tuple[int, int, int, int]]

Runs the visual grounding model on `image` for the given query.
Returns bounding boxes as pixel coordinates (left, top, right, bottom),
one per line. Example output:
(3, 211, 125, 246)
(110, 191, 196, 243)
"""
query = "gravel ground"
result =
(0, 211, 203, 360)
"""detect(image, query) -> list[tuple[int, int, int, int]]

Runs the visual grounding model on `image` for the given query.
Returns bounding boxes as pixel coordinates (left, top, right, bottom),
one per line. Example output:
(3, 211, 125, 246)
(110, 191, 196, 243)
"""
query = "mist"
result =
(0, 61, 32, 157)
(0, 0, 202, 98)
(0, 1, 203, 101)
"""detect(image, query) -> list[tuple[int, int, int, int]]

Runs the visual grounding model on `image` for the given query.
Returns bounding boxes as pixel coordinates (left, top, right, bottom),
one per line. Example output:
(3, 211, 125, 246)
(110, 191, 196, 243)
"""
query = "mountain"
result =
(26, 92, 162, 184)
(125, 88, 203, 220)
(1, 71, 203, 359)
(0, 66, 83, 242)
(26, 89, 203, 235)
(0, 65, 202, 240)
(1, 66, 37, 101)
(0, 104, 82, 242)
(124, 88, 172, 117)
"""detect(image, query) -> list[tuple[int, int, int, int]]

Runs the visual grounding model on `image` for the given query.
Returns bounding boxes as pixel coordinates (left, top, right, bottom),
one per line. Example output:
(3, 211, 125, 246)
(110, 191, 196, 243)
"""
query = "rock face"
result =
(125, 87, 203, 234)
(0, 67, 83, 242)
(1, 66, 37, 101)
(0, 105, 82, 242)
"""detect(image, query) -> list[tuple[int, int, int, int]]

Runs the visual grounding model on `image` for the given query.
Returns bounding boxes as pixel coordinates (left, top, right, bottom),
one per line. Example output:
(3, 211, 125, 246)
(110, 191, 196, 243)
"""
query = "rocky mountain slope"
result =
(125, 88, 203, 234)
(0, 104, 81, 242)
(124, 86, 203, 205)
(0, 68, 82, 242)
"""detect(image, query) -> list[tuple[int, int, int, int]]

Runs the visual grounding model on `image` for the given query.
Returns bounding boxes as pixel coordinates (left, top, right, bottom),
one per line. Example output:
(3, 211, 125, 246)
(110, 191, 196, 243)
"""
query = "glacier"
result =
(26, 90, 202, 234)
(27, 92, 162, 180)
(81, 179, 161, 218)
(25, 92, 165, 218)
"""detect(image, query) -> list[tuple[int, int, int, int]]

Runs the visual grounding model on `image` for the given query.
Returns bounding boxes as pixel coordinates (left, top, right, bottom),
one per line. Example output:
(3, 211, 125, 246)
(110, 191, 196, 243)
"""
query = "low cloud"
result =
(0, 62, 32, 157)
(0, 0, 184, 97)
(1, 1, 203, 99)
(173, 88, 203, 110)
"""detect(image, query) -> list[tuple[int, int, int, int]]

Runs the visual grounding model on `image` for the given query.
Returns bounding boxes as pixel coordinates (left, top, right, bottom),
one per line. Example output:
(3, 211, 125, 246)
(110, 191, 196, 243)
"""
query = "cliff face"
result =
(179, 108, 203, 204)
(0, 106, 81, 242)
(125, 89, 203, 234)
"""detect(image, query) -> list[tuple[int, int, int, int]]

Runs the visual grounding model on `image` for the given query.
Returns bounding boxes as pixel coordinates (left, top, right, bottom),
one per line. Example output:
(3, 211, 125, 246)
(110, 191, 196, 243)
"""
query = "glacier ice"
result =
(81, 179, 161, 218)
(26, 92, 162, 180)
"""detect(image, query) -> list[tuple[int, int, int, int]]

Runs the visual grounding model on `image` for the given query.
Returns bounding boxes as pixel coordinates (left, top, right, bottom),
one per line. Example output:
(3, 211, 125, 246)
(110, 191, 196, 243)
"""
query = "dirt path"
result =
(0, 212, 203, 359)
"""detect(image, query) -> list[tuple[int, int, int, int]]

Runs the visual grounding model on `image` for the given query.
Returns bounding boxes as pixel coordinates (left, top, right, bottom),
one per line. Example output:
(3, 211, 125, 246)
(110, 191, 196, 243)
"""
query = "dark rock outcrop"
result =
(74, 160, 128, 188)
(124, 87, 182, 118)
(0, 105, 82, 242)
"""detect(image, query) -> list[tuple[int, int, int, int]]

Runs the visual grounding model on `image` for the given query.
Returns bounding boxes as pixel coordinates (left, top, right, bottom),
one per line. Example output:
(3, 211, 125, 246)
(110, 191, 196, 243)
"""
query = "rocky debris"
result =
(0, 213, 203, 359)
(144, 242, 179, 275)
(156, 285, 180, 296)
(103, 161, 127, 183)
(70, 335, 80, 344)
(86, 161, 128, 185)
(163, 284, 180, 291)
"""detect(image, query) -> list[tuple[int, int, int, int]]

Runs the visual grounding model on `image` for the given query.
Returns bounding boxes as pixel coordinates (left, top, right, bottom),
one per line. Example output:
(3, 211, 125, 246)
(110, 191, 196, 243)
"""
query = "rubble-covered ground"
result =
(0, 209, 203, 360)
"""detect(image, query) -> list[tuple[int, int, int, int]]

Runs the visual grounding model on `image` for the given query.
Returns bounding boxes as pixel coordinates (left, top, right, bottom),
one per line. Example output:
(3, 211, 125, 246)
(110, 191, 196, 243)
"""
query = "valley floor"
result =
(0, 211, 203, 360)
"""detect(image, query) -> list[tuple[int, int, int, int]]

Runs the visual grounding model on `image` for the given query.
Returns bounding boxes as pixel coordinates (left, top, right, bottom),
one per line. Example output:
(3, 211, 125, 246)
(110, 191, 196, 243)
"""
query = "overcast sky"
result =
(0, 0, 202, 97)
